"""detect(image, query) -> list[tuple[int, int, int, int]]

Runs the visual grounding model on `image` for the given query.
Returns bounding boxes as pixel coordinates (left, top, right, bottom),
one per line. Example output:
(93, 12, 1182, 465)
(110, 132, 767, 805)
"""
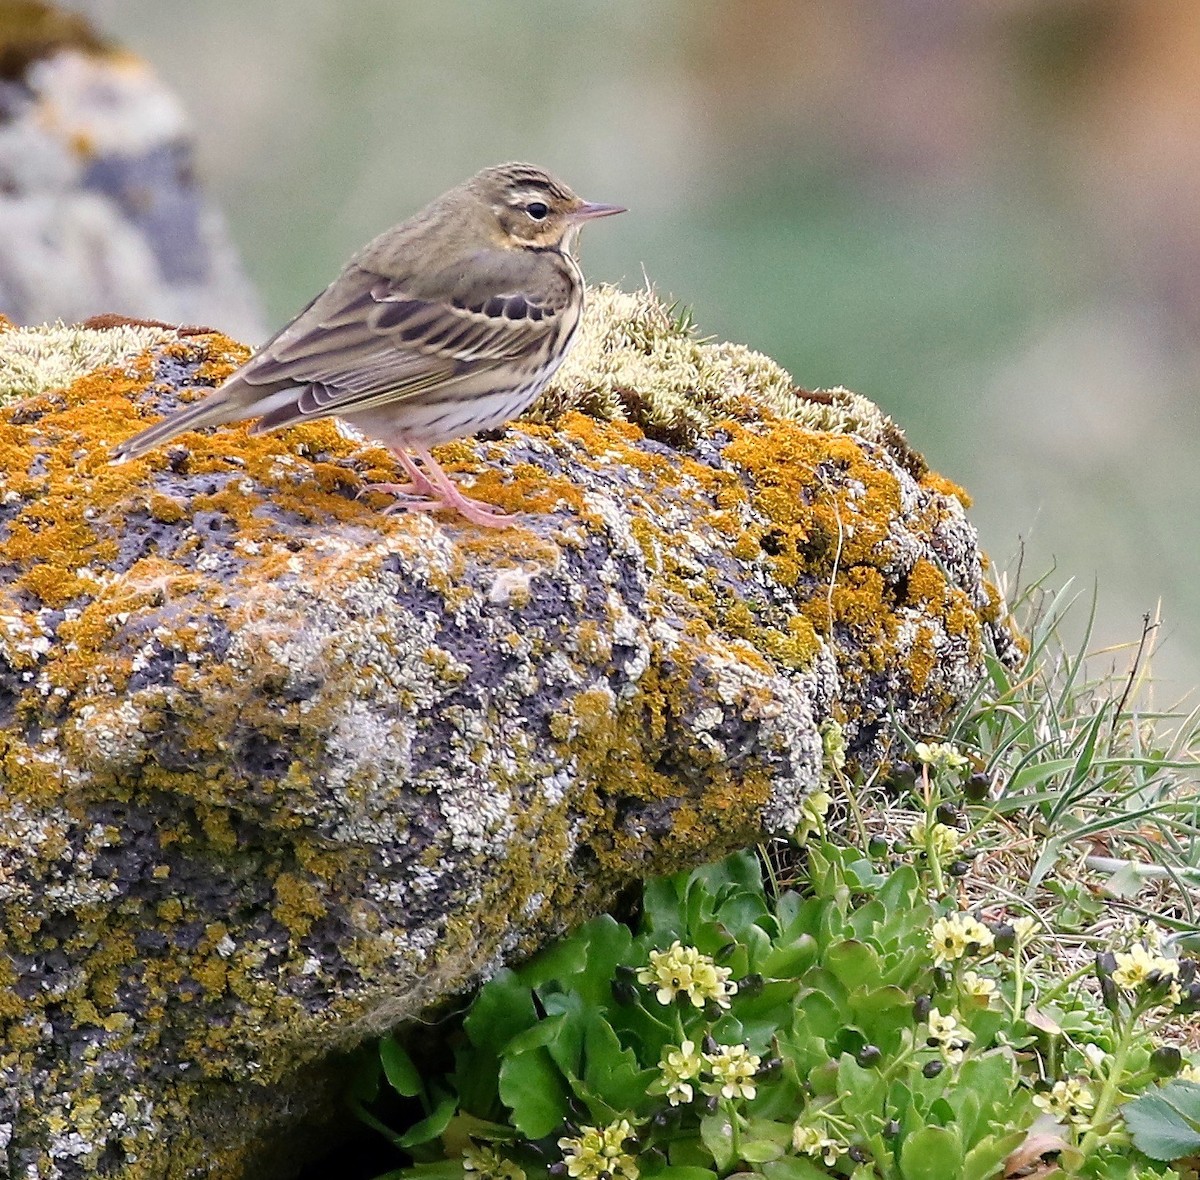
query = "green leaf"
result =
(1123, 1081, 1200, 1161)
(398, 1089, 458, 1149)
(848, 985, 913, 1050)
(762, 1157, 831, 1180)
(960, 1131, 1029, 1180)
(643, 874, 688, 940)
(498, 1046, 569, 1139)
(464, 969, 537, 1053)
(642, 1169, 719, 1180)
(824, 940, 881, 990)
(701, 1109, 738, 1172)
(379, 1035, 423, 1098)
(669, 1140, 717, 1170)
(761, 935, 818, 980)
(898, 1126, 964, 1180)
(740, 1139, 785, 1164)
(582, 1010, 656, 1112)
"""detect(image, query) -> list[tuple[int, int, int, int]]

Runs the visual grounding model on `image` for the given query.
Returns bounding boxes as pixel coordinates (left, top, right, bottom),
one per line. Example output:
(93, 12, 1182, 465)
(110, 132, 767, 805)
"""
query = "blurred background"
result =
(17, 0, 1200, 688)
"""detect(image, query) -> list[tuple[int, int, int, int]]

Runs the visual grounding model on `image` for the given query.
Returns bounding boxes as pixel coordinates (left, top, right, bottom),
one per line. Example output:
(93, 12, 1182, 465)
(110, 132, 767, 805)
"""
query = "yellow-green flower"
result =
(657, 1040, 703, 1106)
(791, 1124, 846, 1166)
(1113, 943, 1178, 992)
(795, 789, 833, 842)
(926, 1006, 975, 1065)
(1012, 916, 1038, 949)
(637, 942, 737, 1008)
(929, 913, 995, 966)
(820, 720, 846, 774)
(960, 971, 998, 1005)
(702, 1042, 761, 1101)
(463, 1145, 526, 1180)
(914, 741, 969, 772)
(1032, 1078, 1095, 1128)
(558, 1120, 638, 1180)
(910, 818, 962, 859)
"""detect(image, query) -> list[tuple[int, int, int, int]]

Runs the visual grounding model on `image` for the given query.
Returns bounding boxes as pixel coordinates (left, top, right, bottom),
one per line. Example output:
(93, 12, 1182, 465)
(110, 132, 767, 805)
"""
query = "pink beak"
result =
(573, 200, 627, 221)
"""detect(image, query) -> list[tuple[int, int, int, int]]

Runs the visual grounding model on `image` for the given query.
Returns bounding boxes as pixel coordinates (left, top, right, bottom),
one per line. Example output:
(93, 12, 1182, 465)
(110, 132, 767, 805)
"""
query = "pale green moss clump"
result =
(0, 322, 168, 402)
(535, 284, 911, 460)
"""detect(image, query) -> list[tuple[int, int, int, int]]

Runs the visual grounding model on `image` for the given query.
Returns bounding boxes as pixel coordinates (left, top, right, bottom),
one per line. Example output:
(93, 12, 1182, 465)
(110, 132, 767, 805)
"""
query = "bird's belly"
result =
(343, 366, 558, 451)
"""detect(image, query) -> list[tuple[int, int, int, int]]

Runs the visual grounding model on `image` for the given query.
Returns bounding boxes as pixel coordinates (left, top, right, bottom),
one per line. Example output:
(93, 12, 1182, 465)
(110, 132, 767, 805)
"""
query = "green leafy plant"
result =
(351, 577, 1200, 1180)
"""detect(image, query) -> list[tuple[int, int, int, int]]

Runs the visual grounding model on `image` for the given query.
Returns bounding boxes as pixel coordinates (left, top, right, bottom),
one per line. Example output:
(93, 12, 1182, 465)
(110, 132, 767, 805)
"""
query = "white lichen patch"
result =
(0, 321, 169, 402)
(533, 285, 909, 455)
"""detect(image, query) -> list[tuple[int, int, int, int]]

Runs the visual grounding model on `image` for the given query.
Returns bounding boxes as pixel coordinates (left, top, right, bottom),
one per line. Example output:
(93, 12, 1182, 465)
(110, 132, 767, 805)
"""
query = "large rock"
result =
(0, 1, 265, 339)
(0, 289, 1016, 1177)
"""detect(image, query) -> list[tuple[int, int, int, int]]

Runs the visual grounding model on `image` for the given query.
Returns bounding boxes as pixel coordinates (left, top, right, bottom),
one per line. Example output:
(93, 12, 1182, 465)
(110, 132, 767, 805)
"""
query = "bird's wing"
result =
(231, 250, 577, 425)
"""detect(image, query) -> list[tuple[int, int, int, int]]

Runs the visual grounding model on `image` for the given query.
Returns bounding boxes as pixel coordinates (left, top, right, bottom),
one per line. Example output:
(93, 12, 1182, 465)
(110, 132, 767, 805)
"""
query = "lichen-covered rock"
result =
(0, 292, 1016, 1178)
(0, 1, 265, 339)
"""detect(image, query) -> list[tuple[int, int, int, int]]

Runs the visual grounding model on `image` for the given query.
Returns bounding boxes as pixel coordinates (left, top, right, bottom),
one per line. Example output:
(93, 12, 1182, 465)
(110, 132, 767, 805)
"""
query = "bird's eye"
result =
(526, 201, 549, 220)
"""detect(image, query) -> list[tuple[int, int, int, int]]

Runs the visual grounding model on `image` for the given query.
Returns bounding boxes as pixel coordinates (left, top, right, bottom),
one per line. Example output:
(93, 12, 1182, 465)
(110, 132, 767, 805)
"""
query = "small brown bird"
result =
(110, 162, 624, 527)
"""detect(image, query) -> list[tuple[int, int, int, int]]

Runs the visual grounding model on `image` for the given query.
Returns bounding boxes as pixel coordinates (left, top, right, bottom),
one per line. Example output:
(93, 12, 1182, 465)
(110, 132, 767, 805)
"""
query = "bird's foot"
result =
(364, 480, 517, 528)
(360, 479, 435, 500)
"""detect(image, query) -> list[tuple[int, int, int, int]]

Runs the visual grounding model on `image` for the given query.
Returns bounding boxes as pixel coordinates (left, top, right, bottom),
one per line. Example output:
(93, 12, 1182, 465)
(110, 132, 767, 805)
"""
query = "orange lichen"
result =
(0, 318, 1014, 1179)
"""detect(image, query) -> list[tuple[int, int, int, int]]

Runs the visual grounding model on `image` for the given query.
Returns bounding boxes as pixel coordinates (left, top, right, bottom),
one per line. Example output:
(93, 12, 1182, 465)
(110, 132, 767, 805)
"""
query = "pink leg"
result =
(411, 446, 515, 528)
(360, 448, 439, 502)
(362, 444, 516, 528)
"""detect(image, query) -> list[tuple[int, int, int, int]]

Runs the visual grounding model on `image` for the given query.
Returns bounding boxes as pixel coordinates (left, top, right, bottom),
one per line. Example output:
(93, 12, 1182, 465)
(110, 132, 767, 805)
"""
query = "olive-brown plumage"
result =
(110, 163, 624, 526)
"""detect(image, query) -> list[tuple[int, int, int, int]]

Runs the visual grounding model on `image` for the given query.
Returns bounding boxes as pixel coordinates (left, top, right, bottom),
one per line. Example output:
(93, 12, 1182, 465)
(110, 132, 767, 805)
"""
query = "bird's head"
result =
(468, 162, 625, 253)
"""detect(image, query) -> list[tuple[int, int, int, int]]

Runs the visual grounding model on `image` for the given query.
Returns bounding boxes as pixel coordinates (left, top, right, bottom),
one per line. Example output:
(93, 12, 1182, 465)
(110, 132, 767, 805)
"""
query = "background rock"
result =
(0, 1, 265, 339)
(0, 294, 1015, 1177)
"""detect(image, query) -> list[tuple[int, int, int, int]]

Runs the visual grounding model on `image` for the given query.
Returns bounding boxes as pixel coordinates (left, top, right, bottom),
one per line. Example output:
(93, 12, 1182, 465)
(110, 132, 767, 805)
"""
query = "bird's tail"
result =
(109, 387, 246, 464)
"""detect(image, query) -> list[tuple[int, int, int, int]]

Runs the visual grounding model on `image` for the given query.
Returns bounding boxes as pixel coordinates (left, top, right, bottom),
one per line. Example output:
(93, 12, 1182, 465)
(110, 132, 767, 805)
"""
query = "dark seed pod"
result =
(947, 859, 971, 878)
(990, 923, 1015, 954)
(1100, 975, 1121, 1015)
(1096, 951, 1118, 979)
(548, 1164, 568, 1177)
(932, 967, 950, 991)
(848, 1146, 869, 1164)
(1151, 1046, 1183, 1077)
(857, 1045, 882, 1067)
(913, 995, 932, 1022)
(611, 978, 638, 1006)
(739, 973, 764, 999)
(705, 1095, 720, 1114)
(758, 1057, 783, 1076)
(963, 772, 991, 802)
(923, 1060, 944, 1079)
(884, 1120, 901, 1137)
(1178, 959, 1198, 986)
(890, 761, 917, 790)
(703, 1034, 719, 1055)
(935, 803, 961, 827)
